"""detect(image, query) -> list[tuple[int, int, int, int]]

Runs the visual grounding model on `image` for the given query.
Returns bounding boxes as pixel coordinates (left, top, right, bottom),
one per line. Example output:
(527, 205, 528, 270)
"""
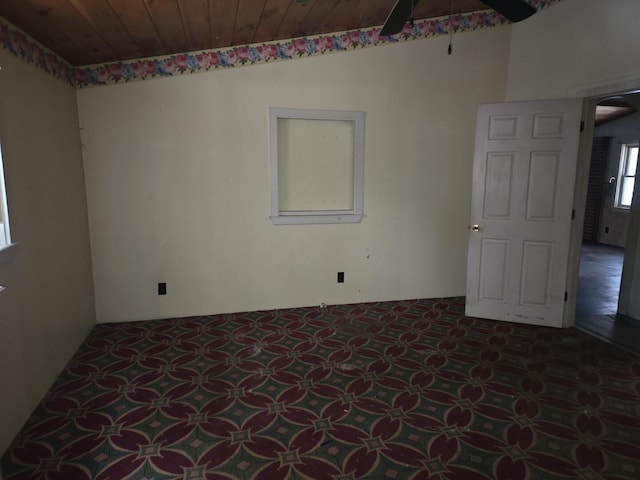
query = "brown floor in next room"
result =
(575, 243, 640, 354)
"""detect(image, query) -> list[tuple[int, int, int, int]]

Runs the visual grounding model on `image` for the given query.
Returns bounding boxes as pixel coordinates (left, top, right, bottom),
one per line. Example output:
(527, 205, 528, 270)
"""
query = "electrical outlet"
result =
(337, 272, 344, 283)
(158, 282, 167, 295)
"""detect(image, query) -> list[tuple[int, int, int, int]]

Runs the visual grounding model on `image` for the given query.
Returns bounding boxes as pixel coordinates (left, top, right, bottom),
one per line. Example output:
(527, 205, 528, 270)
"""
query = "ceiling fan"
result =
(380, 0, 537, 36)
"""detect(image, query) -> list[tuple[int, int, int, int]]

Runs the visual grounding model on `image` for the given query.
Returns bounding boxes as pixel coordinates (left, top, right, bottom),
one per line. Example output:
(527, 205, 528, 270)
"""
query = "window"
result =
(269, 108, 364, 225)
(0, 143, 11, 248)
(615, 143, 638, 209)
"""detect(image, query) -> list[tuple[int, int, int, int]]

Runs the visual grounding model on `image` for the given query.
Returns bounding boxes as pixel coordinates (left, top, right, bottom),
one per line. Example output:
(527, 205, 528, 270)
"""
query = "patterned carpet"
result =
(2, 297, 640, 479)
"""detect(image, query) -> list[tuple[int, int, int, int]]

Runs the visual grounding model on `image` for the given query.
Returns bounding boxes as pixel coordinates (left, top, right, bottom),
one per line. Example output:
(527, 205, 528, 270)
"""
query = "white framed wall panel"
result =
(269, 107, 365, 225)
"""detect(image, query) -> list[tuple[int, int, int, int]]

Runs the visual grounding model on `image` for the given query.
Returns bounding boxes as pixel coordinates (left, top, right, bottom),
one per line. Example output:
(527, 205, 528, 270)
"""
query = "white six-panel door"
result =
(466, 99, 583, 327)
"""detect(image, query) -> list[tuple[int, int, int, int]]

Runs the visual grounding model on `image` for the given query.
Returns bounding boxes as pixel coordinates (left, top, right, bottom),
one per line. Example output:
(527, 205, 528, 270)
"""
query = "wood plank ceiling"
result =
(0, 0, 490, 66)
(595, 96, 639, 126)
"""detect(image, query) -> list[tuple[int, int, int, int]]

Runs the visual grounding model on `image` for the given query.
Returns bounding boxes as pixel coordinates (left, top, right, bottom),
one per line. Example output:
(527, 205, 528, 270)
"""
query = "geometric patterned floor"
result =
(2, 297, 640, 479)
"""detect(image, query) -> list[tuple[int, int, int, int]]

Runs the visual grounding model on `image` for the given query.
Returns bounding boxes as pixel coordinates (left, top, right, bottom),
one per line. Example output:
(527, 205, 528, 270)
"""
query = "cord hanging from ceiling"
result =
(448, 0, 454, 54)
(408, 0, 416, 27)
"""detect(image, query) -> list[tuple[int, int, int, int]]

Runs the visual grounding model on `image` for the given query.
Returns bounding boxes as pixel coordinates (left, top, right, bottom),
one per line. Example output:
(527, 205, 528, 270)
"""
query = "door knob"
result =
(472, 224, 480, 232)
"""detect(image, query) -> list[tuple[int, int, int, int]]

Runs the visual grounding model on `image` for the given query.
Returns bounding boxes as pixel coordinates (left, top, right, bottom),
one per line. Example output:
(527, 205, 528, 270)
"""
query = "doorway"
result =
(574, 92, 640, 354)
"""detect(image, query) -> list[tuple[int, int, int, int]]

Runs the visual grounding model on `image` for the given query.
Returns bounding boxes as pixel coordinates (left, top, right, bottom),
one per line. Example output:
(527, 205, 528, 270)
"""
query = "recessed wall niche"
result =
(269, 107, 364, 225)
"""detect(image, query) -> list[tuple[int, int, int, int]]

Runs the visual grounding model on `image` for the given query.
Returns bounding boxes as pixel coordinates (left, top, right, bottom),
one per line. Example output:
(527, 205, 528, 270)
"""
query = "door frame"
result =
(564, 79, 640, 327)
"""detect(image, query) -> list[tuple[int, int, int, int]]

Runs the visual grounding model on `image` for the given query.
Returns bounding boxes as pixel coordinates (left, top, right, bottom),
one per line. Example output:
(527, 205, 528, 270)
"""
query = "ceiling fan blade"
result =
(481, 0, 537, 22)
(380, 0, 420, 36)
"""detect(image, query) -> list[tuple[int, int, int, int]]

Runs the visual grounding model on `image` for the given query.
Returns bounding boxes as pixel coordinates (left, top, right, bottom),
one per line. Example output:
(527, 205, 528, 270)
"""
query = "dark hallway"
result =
(575, 243, 640, 354)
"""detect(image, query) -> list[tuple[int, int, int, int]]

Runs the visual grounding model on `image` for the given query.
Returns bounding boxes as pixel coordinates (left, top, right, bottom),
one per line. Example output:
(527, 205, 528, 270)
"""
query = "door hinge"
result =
(564, 291, 568, 302)
(571, 209, 576, 220)
(580, 121, 585, 132)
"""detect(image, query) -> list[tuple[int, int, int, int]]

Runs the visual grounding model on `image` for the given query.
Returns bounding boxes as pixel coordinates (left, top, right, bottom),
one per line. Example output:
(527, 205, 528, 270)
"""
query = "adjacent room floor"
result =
(575, 242, 640, 354)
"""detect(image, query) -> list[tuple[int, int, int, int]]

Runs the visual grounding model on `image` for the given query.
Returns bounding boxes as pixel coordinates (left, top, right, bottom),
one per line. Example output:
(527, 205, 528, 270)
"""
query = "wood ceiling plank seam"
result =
(355, 0, 395, 28)
(272, 0, 295, 40)
(208, 0, 216, 46)
(60, 0, 119, 61)
(67, 0, 143, 60)
(107, 0, 165, 59)
(362, 0, 410, 29)
(24, 0, 118, 64)
(141, 0, 168, 54)
(294, 0, 338, 37)
(177, 0, 211, 52)
(248, 0, 269, 44)
(209, 0, 239, 48)
(233, 0, 267, 46)
(0, 1, 87, 65)
(318, 0, 360, 35)
(252, 0, 292, 44)
(103, 0, 147, 59)
(339, 0, 361, 31)
(276, 0, 319, 39)
(309, 0, 355, 35)
(208, 0, 214, 45)
(175, 0, 193, 51)
(343, 0, 385, 32)
(143, 0, 189, 56)
(104, 0, 144, 56)
(345, 0, 371, 31)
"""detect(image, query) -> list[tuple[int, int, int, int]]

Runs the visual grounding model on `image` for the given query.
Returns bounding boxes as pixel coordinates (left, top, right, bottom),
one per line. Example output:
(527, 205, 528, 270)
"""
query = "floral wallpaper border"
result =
(0, 19, 74, 84)
(0, 0, 560, 89)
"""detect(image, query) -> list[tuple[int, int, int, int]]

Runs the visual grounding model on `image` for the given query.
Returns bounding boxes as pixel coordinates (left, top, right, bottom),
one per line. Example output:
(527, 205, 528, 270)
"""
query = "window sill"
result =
(271, 214, 362, 225)
(0, 242, 17, 265)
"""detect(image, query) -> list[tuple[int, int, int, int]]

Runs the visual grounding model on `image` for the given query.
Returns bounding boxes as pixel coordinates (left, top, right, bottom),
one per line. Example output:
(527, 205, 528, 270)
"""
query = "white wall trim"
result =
(571, 74, 640, 99)
(268, 107, 365, 226)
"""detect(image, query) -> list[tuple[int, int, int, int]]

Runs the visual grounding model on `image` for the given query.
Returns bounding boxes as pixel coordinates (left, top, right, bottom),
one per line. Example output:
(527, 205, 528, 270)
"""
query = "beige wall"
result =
(78, 27, 511, 323)
(0, 51, 95, 453)
(507, 0, 640, 101)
